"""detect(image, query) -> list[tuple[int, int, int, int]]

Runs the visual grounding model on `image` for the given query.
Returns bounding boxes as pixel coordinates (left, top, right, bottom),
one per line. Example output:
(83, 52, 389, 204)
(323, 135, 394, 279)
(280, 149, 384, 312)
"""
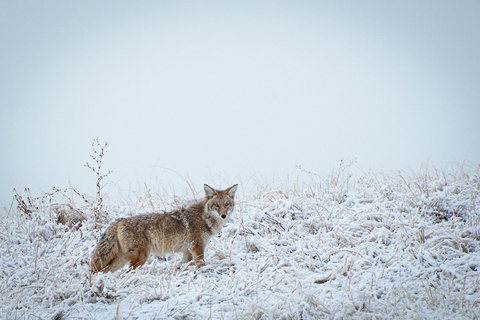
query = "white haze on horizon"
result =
(1, 1, 479, 209)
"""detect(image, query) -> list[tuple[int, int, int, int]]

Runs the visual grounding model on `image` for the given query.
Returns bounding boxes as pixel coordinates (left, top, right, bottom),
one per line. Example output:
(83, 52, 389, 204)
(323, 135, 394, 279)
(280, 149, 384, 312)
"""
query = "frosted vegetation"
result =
(1, 154, 479, 319)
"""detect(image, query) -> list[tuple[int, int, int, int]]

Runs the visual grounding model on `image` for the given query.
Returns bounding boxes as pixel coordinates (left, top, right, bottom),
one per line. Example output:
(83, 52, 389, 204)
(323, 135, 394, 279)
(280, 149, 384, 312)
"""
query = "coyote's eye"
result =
(213, 203, 220, 209)
(224, 203, 230, 208)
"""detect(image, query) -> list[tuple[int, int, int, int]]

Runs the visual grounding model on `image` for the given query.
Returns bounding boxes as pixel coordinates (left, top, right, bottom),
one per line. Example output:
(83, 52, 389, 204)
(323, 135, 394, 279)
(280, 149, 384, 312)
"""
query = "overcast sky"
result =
(1, 1, 479, 209)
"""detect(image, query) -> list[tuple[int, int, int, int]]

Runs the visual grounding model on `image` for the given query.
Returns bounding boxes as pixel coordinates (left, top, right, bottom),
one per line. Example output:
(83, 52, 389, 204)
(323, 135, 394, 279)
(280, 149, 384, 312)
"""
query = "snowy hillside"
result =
(1, 163, 479, 319)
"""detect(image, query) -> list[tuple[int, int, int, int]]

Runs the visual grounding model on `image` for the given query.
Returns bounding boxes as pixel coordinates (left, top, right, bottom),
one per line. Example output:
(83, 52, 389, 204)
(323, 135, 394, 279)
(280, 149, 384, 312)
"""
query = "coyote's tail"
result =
(89, 227, 120, 273)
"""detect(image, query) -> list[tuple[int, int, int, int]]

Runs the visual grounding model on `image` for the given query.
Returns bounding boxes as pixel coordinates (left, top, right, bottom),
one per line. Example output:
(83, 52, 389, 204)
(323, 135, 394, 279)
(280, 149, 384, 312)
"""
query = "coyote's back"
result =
(90, 184, 238, 273)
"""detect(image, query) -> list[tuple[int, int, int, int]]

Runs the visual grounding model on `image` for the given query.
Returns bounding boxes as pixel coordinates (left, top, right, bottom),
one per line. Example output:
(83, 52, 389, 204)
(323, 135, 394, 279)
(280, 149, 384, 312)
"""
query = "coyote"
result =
(89, 184, 238, 273)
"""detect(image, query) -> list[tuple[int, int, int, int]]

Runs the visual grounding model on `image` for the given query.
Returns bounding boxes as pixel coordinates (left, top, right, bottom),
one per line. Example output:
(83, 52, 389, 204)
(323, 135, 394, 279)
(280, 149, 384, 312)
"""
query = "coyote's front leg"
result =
(189, 239, 206, 268)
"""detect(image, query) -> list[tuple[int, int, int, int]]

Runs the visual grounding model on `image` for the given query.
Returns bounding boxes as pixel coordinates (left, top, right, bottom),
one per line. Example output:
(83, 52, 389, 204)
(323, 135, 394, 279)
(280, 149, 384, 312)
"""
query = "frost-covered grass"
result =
(1, 163, 479, 319)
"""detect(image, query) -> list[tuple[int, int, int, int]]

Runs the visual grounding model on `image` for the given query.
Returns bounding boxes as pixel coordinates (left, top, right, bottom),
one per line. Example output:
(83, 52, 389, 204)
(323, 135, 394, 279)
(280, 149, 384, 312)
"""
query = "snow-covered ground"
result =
(1, 163, 479, 319)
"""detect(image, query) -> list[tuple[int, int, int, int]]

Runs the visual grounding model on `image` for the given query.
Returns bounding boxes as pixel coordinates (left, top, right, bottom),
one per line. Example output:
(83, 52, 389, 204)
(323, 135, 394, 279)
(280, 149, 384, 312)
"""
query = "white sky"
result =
(1, 1, 479, 208)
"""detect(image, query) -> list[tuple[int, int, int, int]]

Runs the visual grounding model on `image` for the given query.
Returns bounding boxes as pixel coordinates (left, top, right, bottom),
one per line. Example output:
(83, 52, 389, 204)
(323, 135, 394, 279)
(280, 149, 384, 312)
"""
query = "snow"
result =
(1, 164, 479, 319)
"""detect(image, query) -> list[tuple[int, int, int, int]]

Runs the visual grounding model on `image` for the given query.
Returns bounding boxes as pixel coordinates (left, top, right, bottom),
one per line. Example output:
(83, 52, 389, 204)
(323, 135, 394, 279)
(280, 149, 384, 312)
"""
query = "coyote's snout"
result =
(89, 184, 238, 273)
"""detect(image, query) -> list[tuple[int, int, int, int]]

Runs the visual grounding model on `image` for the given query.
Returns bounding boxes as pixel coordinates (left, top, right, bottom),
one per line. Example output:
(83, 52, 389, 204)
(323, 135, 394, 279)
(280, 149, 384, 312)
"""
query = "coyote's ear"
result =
(226, 184, 238, 198)
(204, 184, 217, 198)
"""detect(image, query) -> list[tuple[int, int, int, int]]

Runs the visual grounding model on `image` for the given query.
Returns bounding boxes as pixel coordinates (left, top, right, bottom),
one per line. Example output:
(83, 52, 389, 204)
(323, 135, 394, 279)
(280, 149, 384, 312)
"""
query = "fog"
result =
(1, 1, 479, 208)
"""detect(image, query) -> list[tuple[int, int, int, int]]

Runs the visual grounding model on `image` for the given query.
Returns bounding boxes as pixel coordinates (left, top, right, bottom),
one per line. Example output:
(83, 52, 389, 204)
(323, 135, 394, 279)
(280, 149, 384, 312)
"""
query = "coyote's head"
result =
(204, 184, 238, 219)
